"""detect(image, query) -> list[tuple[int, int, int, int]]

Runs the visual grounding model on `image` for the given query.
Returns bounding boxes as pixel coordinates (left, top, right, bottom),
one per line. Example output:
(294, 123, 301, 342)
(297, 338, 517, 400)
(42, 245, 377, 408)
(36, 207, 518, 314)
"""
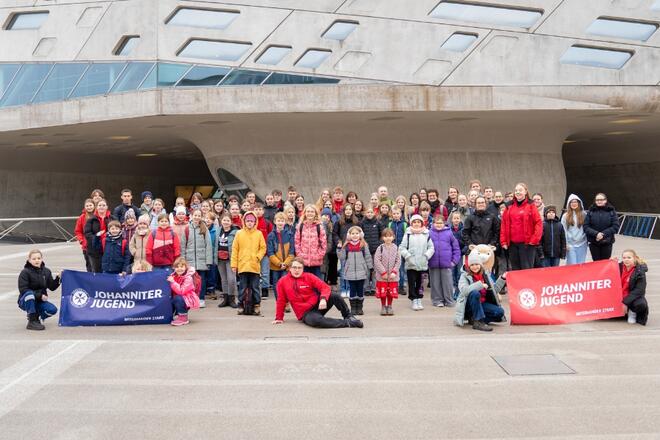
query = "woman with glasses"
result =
(584, 193, 619, 261)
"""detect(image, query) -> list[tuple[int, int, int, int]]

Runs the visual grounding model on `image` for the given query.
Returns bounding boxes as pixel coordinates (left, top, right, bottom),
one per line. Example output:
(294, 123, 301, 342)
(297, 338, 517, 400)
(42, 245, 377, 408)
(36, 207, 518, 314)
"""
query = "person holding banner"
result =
(617, 249, 649, 326)
(584, 193, 619, 261)
(499, 183, 542, 271)
(561, 194, 588, 265)
(18, 249, 60, 331)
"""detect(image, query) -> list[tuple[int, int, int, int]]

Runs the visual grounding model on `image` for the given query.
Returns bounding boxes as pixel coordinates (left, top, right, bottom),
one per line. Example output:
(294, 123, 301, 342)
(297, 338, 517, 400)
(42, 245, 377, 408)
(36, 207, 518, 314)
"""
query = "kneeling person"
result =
(272, 258, 363, 328)
(18, 249, 60, 331)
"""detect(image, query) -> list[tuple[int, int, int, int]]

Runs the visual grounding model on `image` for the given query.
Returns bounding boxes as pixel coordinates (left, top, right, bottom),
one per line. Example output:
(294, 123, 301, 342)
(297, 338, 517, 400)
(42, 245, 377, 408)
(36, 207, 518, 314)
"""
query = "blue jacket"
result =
(267, 227, 296, 271)
(388, 219, 408, 246)
(208, 224, 218, 265)
(101, 233, 131, 274)
(428, 226, 461, 269)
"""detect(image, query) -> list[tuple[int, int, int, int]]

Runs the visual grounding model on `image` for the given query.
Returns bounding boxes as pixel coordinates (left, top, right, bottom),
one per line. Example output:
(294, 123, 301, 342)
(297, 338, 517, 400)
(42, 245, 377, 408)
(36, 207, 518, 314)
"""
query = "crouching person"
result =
(272, 257, 363, 329)
(18, 249, 60, 331)
(455, 248, 507, 332)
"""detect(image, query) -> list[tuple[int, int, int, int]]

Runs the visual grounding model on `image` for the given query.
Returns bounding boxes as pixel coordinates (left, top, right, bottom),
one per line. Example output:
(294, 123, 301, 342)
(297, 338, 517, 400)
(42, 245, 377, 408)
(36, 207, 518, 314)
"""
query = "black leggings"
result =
(509, 243, 536, 270)
(589, 244, 613, 261)
(302, 293, 352, 328)
(87, 253, 102, 273)
(407, 270, 423, 300)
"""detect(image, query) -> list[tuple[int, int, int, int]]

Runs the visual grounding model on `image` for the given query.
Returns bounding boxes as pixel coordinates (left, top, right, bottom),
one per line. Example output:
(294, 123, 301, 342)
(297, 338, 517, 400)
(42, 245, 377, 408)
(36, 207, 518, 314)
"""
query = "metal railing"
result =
(617, 212, 659, 240)
(0, 217, 78, 243)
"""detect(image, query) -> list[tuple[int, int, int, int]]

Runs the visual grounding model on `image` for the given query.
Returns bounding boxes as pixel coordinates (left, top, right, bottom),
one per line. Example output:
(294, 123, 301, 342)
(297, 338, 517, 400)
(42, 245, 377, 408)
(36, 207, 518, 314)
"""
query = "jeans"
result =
(18, 290, 58, 320)
(302, 293, 352, 328)
(172, 295, 188, 315)
(589, 243, 613, 261)
(339, 265, 350, 293)
(407, 270, 423, 300)
(196, 269, 208, 300)
(238, 272, 261, 305)
(452, 264, 462, 300)
(542, 257, 561, 267)
(260, 256, 270, 289)
(207, 264, 218, 292)
(399, 260, 406, 289)
(430, 268, 454, 306)
(465, 290, 504, 323)
(348, 279, 365, 300)
(509, 243, 536, 270)
(565, 244, 588, 265)
(218, 260, 237, 296)
(271, 269, 286, 299)
(304, 266, 322, 279)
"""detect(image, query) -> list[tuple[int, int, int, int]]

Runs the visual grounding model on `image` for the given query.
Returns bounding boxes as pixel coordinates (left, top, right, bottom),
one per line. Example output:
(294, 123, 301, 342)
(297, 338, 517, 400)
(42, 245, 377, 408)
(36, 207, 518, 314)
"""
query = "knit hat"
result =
(544, 205, 557, 216)
(124, 208, 136, 221)
(410, 214, 423, 224)
(321, 208, 332, 217)
(467, 248, 483, 266)
(174, 206, 187, 215)
(141, 191, 153, 200)
(243, 212, 257, 223)
(137, 214, 150, 225)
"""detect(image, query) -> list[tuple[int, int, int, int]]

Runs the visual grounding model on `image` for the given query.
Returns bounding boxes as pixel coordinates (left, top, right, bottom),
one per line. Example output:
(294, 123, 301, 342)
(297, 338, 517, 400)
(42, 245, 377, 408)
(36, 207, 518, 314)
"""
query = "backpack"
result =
(403, 231, 431, 250)
(192, 271, 202, 296)
(299, 222, 322, 248)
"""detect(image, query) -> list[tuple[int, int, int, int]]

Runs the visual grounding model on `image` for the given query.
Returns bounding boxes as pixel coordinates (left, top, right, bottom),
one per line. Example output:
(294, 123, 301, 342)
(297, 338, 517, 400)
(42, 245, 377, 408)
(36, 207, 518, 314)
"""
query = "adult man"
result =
(377, 186, 393, 206)
(112, 189, 141, 223)
(272, 258, 363, 328)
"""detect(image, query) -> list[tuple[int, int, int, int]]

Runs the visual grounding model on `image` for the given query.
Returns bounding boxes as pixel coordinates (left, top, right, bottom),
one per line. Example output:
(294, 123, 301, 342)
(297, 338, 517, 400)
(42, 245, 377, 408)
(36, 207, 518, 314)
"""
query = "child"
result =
(338, 226, 373, 316)
(334, 204, 359, 298)
(541, 205, 566, 267)
(283, 205, 296, 233)
(171, 206, 189, 248)
(101, 220, 131, 275)
(229, 203, 243, 229)
(231, 212, 267, 316)
(320, 207, 335, 283)
(295, 205, 327, 279)
(428, 216, 461, 307)
(18, 249, 60, 330)
(388, 207, 408, 295)
(180, 209, 213, 308)
(267, 212, 295, 307)
(167, 257, 200, 326)
(129, 214, 151, 267)
(131, 259, 152, 273)
(561, 194, 588, 265)
(146, 213, 181, 269)
(122, 208, 138, 245)
(205, 212, 219, 300)
(456, 248, 507, 332)
(360, 207, 382, 295)
(373, 228, 401, 316)
(83, 198, 111, 273)
(378, 203, 391, 230)
(272, 189, 284, 210)
(450, 212, 468, 298)
(617, 249, 649, 325)
(148, 198, 167, 231)
(254, 203, 273, 298)
(264, 193, 278, 224)
(399, 214, 434, 311)
(169, 197, 188, 224)
(140, 191, 153, 216)
(217, 214, 239, 308)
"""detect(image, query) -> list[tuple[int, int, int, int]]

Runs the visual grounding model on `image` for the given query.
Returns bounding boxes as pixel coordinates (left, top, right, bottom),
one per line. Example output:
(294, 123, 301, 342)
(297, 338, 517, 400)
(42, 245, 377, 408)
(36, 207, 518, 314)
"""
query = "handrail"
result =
(0, 216, 78, 243)
(617, 212, 659, 240)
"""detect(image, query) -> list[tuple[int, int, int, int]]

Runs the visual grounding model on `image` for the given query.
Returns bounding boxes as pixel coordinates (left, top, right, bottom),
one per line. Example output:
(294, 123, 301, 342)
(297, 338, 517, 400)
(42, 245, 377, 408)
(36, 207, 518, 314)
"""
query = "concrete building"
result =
(1, 0, 659, 222)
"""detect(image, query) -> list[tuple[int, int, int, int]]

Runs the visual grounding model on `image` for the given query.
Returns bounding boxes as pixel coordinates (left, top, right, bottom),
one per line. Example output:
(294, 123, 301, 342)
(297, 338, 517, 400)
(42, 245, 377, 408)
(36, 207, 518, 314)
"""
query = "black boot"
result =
(349, 299, 357, 315)
(217, 294, 228, 308)
(345, 315, 364, 328)
(228, 295, 238, 309)
(472, 320, 493, 332)
(26, 313, 45, 331)
(261, 288, 269, 299)
(356, 299, 364, 316)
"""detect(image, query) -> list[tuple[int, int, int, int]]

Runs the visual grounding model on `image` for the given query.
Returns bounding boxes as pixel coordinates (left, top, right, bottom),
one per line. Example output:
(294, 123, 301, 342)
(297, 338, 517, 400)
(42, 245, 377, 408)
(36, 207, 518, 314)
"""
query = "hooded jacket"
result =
(462, 209, 500, 249)
(294, 220, 327, 267)
(541, 215, 566, 260)
(18, 261, 60, 302)
(619, 263, 648, 325)
(428, 226, 461, 269)
(231, 212, 267, 274)
(399, 228, 435, 271)
(584, 202, 619, 246)
(169, 266, 200, 310)
(101, 232, 131, 274)
(180, 221, 213, 270)
(560, 194, 587, 248)
(267, 227, 296, 271)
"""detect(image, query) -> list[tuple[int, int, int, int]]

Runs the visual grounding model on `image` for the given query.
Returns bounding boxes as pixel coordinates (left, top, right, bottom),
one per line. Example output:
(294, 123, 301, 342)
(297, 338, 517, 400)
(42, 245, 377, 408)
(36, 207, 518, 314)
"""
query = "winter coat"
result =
(388, 220, 408, 246)
(360, 217, 383, 254)
(373, 243, 401, 282)
(332, 218, 358, 251)
(584, 203, 619, 246)
(256, 217, 273, 243)
(463, 210, 500, 249)
(140, 202, 152, 216)
(428, 226, 461, 269)
(208, 224, 218, 266)
(180, 222, 213, 271)
(264, 205, 279, 224)
(451, 223, 469, 256)
(129, 230, 150, 262)
(500, 198, 542, 247)
(399, 228, 435, 271)
(487, 201, 505, 217)
(231, 220, 267, 274)
(620, 263, 647, 307)
(101, 233, 131, 274)
(18, 261, 60, 303)
(560, 194, 587, 249)
(541, 218, 566, 259)
(275, 272, 331, 321)
(146, 226, 181, 267)
(429, 200, 449, 221)
(171, 219, 189, 250)
(217, 226, 239, 261)
(267, 227, 296, 271)
(83, 211, 111, 257)
(169, 267, 200, 310)
(113, 203, 141, 223)
(338, 243, 373, 281)
(74, 210, 91, 251)
(455, 269, 506, 327)
(294, 221, 327, 267)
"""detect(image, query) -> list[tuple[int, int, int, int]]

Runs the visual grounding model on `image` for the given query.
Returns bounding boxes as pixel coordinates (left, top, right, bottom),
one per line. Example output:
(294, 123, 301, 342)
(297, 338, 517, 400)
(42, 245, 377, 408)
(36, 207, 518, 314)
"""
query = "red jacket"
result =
(500, 198, 542, 247)
(256, 217, 273, 242)
(146, 226, 181, 267)
(74, 210, 89, 250)
(275, 272, 331, 321)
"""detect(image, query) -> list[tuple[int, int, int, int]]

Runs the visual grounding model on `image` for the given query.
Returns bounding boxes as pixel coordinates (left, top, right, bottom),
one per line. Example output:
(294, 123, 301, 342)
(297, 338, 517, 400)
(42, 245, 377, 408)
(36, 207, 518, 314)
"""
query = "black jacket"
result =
(541, 218, 566, 259)
(360, 217, 383, 254)
(264, 205, 279, 224)
(112, 203, 141, 223)
(620, 263, 647, 307)
(83, 213, 110, 257)
(18, 261, 60, 303)
(584, 203, 619, 246)
(462, 209, 500, 248)
(487, 201, 505, 217)
(332, 217, 358, 252)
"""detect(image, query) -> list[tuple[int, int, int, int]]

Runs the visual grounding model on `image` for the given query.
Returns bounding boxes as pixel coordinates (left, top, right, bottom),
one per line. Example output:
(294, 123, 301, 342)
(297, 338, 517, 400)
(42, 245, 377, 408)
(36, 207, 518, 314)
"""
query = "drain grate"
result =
(492, 354, 576, 376)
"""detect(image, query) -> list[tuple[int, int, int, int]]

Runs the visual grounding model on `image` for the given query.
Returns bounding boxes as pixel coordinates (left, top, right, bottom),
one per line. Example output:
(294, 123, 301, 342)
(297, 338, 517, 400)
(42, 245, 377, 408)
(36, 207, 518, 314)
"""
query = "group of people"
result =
(16, 180, 650, 332)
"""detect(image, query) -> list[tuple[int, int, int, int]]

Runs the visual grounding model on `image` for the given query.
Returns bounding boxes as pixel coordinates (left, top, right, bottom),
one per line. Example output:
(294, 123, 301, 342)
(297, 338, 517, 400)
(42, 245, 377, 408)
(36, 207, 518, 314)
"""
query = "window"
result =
(586, 18, 657, 42)
(441, 33, 478, 52)
(0, 64, 51, 107)
(221, 69, 269, 85)
(69, 63, 125, 98)
(264, 73, 339, 85)
(166, 8, 239, 29)
(295, 49, 332, 68)
(178, 40, 251, 62)
(139, 63, 190, 89)
(33, 63, 87, 104)
(430, 2, 542, 29)
(77, 7, 102, 27)
(5, 11, 49, 30)
(177, 66, 230, 87)
(256, 46, 292, 65)
(322, 21, 358, 41)
(0, 64, 21, 99)
(114, 36, 140, 56)
(110, 62, 154, 93)
(560, 45, 632, 69)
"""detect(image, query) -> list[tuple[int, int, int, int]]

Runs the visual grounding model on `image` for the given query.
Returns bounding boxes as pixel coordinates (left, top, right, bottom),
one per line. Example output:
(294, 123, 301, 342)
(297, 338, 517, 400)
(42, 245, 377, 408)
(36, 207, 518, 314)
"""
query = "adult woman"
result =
(409, 192, 420, 217)
(74, 198, 96, 271)
(83, 199, 111, 273)
(315, 188, 331, 212)
(444, 186, 459, 214)
(294, 195, 306, 221)
(418, 188, 428, 203)
(584, 193, 619, 261)
(294, 204, 327, 279)
(345, 191, 358, 207)
(499, 183, 543, 270)
(454, 194, 473, 223)
(561, 194, 588, 265)
(353, 200, 365, 221)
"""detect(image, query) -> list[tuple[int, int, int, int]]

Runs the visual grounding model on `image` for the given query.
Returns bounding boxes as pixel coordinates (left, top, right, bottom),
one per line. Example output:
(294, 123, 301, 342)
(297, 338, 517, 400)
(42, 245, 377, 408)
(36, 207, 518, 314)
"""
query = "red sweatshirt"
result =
(275, 272, 331, 321)
(256, 216, 273, 242)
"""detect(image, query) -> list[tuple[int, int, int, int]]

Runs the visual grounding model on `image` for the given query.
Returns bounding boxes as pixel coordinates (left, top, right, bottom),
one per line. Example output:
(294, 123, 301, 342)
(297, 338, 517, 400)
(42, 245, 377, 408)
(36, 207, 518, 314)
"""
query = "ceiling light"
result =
(563, 140, 577, 144)
(107, 136, 132, 141)
(609, 118, 645, 125)
(136, 153, 158, 157)
(604, 131, 634, 136)
(26, 142, 49, 146)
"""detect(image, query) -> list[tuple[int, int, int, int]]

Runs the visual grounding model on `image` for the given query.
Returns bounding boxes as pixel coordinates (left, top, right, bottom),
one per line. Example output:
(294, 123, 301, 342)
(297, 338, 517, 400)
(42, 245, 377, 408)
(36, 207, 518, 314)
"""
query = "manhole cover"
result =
(492, 354, 576, 376)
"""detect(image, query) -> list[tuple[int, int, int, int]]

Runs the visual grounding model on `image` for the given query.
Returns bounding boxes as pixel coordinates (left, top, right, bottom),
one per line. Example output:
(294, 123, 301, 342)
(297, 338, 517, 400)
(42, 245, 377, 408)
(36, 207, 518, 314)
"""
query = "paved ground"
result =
(0, 237, 658, 439)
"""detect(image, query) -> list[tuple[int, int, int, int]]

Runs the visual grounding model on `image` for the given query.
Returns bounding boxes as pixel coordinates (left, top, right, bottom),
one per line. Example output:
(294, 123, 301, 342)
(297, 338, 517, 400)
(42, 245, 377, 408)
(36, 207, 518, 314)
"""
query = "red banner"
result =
(508, 260, 624, 325)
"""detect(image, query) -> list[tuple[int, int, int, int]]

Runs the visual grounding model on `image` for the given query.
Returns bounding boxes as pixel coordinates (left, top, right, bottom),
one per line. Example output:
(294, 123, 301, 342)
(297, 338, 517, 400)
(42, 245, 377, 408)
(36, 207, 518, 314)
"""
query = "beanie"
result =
(544, 205, 557, 216)
(141, 191, 153, 200)
(410, 214, 423, 224)
(137, 214, 150, 225)
(175, 206, 187, 215)
(321, 208, 332, 217)
(124, 208, 136, 221)
(467, 248, 483, 267)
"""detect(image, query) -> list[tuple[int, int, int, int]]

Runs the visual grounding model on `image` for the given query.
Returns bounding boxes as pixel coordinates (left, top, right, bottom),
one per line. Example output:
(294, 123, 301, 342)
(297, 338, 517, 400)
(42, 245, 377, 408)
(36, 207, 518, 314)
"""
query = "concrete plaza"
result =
(0, 236, 658, 439)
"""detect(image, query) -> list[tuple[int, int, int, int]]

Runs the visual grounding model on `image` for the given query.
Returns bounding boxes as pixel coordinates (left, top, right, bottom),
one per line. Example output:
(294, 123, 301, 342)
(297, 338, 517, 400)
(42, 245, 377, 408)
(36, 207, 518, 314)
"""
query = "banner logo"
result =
(518, 288, 537, 310)
(70, 288, 90, 308)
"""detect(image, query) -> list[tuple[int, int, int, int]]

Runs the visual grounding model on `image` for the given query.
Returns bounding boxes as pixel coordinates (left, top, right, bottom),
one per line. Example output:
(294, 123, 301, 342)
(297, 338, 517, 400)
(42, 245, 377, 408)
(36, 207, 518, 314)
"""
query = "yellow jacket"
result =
(231, 219, 266, 274)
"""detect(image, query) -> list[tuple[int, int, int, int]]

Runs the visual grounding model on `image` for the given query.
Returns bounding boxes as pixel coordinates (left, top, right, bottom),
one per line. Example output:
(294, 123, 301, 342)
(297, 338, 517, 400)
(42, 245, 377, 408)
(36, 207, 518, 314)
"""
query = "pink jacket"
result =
(294, 221, 327, 267)
(169, 267, 200, 310)
(373, 243, 401, 282)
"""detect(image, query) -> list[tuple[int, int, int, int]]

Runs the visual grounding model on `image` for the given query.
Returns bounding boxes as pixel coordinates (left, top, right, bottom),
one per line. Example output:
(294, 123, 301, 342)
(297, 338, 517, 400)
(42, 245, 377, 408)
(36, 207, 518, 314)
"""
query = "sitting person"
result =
(455, 248, 507, 332)
(616, 249, 649, 326)
(18, 249, 60, 331)
(167, 257, 200, 326)
(272, 257, 363, 328)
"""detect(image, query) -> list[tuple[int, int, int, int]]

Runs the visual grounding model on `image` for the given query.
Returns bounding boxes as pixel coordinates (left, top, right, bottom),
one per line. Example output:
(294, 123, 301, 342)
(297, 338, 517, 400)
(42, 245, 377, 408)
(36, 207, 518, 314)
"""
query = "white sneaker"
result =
(435, 303, 445, 308)
(411, 300, 418, 310)
(417, 299, 424, 310)
(199, 299, 206, 308)
(627, 311, 637, 324)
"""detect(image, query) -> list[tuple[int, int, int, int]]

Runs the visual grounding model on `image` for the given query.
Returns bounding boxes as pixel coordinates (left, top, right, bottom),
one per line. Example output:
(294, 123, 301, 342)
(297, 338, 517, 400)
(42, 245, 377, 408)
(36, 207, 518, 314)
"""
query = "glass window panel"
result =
(167, 8, 238, 29)
(221, 69, 269, 85)
(295, 49, 332, 68)
(256, 46, 292, 65)
(586, 18, 657, 42)
(441, 33, 478, 52)
(0, 64, 51, 107)
(430, 2, 542, 29)
(155, 63, 190, 87)
(33, 63, 87, 103)
(178, 40, 251, 61)
(115, 36, 140, 56)
(6, 12, 49, 30)
(322, 21, 358, 41)
(177, 65, 230, 87)
(560, 46, 632, 69)
(0, 64, 21, 98)
(70, 63, 125, 98)
(139, 67, 157, 90)
(264, 73, 339, 85)
(110, 62, 154, 93)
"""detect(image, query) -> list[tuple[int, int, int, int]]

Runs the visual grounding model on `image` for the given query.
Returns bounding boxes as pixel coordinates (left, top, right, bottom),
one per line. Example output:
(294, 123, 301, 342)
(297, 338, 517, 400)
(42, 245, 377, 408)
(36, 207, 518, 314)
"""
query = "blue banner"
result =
(59, 270, 173, 326)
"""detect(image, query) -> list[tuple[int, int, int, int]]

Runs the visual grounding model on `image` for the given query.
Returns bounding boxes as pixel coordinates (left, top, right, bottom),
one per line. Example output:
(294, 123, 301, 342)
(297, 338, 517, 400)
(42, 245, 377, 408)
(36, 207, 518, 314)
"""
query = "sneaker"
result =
(380, 305, 388, 316)
(417, 299, 424, 310)
(472, 320, 493, 332)
(628, 311, 637, 324)
(434, 303, 445, 308)
(199, 299, 206, 308)
(171, 314, 189, 326)
(411, 300, 418, 310)
(386, 306, 394, 316)
(26, 314, 45, 331)
(345, 315, 364, 328)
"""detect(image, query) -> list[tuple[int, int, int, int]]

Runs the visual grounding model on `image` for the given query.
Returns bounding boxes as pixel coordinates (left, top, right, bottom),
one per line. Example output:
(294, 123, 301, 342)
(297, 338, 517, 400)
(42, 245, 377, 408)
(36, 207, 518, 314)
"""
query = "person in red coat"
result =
(499, 182, 542, 270)
(74, 198, 96, 272)
(272, 257, 363, 328)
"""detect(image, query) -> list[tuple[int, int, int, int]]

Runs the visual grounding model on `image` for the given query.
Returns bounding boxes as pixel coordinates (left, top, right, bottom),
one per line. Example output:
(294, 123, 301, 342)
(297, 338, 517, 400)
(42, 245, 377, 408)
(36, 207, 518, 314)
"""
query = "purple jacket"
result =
(428, 226, 461, 269)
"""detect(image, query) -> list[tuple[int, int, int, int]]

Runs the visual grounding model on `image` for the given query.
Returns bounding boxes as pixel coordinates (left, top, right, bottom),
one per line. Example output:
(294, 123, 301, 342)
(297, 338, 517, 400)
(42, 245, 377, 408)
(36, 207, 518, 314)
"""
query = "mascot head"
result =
(467, 244, 496, 272)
